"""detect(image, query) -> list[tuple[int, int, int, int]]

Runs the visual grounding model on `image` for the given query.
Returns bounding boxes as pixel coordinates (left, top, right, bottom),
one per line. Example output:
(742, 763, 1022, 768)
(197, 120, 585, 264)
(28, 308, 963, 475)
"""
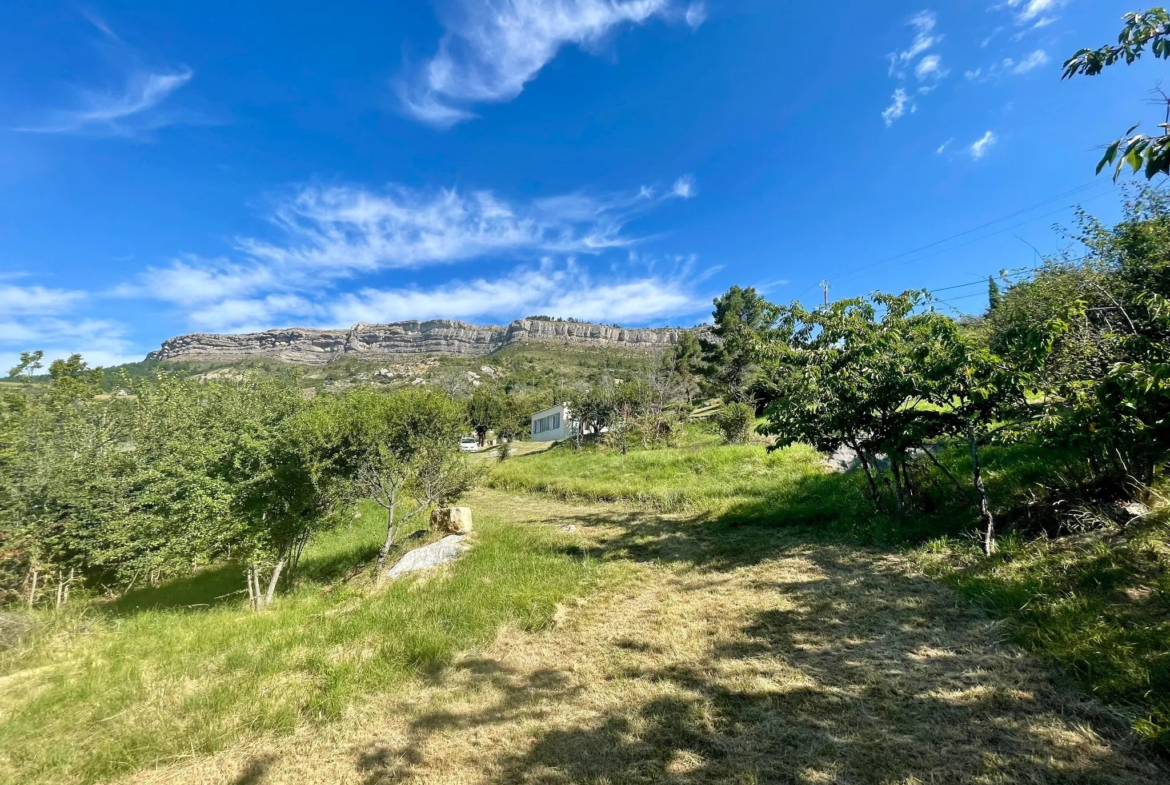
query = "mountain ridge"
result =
(148, 318, 696, 365)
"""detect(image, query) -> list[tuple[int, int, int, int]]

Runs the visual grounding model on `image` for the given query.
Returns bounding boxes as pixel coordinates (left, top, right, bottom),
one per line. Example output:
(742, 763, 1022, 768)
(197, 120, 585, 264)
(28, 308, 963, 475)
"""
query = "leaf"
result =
(1098, 140, 1122, 174)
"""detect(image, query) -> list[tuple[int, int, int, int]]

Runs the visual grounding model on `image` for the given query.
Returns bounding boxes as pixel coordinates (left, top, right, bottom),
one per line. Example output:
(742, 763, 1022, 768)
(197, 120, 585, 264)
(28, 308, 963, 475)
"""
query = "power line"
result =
(797, 178, 1116, 299)
(831, 187, 1118, 289)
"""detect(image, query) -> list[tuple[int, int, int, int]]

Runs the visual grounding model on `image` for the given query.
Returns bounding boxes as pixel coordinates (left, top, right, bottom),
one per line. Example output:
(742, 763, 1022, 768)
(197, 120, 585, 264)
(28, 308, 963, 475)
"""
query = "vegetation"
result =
(0, 503, 601, 784)
(0, 23, 1168, 778)
(1064, 7, 1170, 179)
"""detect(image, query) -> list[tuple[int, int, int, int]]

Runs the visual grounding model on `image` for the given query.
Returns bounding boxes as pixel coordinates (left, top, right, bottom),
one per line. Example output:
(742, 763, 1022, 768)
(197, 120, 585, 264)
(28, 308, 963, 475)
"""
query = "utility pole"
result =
(820, 279, 830, 307)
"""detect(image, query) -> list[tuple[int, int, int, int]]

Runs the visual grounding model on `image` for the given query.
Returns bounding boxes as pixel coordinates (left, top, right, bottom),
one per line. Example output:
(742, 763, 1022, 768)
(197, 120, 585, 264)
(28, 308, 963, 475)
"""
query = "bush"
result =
(713, 402, 755, 444)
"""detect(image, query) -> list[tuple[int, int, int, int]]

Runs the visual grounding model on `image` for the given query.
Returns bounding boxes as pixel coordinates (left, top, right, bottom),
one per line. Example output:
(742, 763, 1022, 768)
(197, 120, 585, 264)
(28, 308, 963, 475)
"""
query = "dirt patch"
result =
(117, 490, 1168, 784)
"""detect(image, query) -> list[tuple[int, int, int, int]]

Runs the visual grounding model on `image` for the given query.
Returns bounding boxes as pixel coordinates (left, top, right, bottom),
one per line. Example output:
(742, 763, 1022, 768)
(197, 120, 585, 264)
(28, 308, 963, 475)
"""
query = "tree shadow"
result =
(229, 755, 274, 785)
(106, 562, 246, 616)
(354, 538, 1168, 784)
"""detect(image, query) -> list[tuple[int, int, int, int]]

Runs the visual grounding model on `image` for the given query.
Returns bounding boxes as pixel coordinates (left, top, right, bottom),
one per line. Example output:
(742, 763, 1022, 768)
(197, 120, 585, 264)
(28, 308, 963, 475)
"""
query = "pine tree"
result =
(987, 276, 1002, 312)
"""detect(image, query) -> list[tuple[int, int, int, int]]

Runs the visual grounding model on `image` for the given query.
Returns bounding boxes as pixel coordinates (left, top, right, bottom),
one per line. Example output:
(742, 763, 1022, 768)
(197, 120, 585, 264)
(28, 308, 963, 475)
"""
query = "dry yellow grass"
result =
(113, 489, 1168, 785)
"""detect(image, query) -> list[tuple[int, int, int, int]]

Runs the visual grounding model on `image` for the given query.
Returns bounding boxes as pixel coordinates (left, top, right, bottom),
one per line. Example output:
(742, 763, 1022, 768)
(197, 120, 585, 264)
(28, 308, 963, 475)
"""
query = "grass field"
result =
(487, 436, 877, 523)
(917, 512, 1170, 750)
(489, 434, 1170, 753)
(2, 429, 1167, 783)
(0, 502, 606, 785)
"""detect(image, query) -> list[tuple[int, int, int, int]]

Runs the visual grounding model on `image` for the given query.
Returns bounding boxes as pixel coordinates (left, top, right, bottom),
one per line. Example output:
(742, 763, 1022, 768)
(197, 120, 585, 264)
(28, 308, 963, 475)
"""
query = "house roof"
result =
(530, 403, 569, 419)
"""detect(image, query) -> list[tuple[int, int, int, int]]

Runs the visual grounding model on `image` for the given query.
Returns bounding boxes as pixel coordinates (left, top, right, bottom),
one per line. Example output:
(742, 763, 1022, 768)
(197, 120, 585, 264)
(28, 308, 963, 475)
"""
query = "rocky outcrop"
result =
(149, 318, 695, 364)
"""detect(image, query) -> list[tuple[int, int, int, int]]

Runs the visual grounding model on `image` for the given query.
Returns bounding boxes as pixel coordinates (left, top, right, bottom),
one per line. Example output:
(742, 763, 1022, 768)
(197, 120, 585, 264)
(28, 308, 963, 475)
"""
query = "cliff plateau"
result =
(148, 319, 692, 365)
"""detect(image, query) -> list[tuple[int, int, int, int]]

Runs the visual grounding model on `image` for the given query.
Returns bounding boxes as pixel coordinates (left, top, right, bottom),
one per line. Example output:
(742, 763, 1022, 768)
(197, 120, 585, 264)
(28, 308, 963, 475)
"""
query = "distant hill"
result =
(149, 318, 698, 365)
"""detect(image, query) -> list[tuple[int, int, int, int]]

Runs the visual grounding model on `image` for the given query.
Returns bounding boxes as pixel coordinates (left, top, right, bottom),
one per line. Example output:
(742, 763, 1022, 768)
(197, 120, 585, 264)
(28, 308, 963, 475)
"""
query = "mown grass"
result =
(917, 513, 1170, 750)
(0, 503, 605, 785)
(489, 433, 1170, 754)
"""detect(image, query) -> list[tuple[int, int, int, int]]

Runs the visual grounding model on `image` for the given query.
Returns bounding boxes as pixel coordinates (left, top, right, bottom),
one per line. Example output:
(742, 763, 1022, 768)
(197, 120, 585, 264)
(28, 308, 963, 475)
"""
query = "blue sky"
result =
(0, 0, 1161, 368)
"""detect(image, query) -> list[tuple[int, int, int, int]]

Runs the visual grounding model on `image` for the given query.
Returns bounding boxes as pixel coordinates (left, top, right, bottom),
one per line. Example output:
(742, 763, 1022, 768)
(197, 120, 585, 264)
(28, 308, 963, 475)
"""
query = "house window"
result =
(552, 413, 560, 429)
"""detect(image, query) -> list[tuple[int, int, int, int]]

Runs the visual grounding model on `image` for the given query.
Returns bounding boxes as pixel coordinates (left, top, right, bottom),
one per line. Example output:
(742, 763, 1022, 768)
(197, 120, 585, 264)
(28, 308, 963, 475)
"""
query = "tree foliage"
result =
(1064, 8, 1170, 179)
(0, 367, 473, 608)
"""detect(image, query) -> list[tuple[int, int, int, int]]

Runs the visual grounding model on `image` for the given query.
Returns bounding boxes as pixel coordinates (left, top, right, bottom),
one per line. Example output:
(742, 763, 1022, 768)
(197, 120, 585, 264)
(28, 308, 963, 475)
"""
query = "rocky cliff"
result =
(149, 319, 693, 364)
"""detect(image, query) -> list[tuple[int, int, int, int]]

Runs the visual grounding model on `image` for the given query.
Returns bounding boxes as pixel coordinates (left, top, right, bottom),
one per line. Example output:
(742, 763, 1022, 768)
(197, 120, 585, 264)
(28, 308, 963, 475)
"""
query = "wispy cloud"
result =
(684, 2, 707, 29)
(882, 88, 913, 126)
(329, 260, 708, 329)
(936, 138, 953, 155)
(0, 283, 139, 371)
(884, 11, 946, 125)
(398, 0, 688, 127)
(0, 284, 86, 314)
(1009, 49, 1049, 74)
(122, 176, 705, 332)
(15, 14, 193, 137)
(889, 11, 941, 76)
(969, 130, 998, 160)
(1002, 0, 1067, 25)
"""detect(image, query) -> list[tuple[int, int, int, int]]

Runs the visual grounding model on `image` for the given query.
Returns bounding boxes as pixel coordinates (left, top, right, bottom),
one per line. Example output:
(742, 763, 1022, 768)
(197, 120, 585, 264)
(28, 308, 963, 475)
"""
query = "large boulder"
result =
(431, 506, 473, 534)
(385, 535, 470, 579)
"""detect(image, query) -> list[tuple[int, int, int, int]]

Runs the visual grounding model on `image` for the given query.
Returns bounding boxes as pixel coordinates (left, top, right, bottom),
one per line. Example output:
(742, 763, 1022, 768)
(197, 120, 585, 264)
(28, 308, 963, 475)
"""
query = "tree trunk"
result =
(891, 457, 905, 512)
(263, 559, 286, 609)
(374, 492, 398, 577)
(56, 570, 64, 609)
(968, 422, 996, 556)
(28, 569, 38, 609)
(852, 440, 881, 511)
(924, 446, 971, 500)
(246, 565, 257, 611)
(64, 568, 74, 605)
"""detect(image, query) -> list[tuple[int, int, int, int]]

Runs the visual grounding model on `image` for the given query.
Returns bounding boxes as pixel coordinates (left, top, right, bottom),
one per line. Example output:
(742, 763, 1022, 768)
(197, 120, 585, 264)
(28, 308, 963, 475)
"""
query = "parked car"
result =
(459, 437, 479, 453)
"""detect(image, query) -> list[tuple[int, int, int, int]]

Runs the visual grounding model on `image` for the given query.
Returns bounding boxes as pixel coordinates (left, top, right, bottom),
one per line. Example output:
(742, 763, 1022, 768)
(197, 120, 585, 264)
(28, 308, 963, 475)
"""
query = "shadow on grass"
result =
(354, 541, 1168, 784)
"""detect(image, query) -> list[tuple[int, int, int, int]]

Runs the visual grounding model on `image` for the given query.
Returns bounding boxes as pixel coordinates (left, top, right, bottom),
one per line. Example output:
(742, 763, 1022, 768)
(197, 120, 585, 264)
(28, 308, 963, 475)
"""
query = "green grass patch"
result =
(917, 513, 1170, 752)
(0, 505, 603, 785)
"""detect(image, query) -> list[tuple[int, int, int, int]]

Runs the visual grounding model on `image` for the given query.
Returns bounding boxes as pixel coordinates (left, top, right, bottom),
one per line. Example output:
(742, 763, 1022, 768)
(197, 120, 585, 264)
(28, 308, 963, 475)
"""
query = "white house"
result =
(530, 403, 577, 442)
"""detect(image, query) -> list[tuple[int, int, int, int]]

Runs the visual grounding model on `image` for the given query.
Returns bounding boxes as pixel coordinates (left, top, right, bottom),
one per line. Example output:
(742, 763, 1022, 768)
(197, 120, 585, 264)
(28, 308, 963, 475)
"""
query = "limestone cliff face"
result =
(149, 319, 693, 364)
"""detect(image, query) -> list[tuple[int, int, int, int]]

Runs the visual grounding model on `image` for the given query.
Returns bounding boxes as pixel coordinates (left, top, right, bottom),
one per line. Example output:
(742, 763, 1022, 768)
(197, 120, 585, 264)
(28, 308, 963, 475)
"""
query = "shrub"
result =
(713, 402, 755, 444)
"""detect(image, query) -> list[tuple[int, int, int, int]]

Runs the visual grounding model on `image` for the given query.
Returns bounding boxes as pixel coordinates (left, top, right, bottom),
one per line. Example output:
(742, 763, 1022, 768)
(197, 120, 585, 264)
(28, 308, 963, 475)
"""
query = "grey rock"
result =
(385, 535, 470, 579)
(148, 318, 704, 365)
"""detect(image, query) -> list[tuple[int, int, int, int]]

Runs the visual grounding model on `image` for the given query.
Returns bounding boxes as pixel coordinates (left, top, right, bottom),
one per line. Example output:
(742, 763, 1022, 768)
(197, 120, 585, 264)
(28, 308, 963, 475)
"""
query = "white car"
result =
(459, 437, 479, 453)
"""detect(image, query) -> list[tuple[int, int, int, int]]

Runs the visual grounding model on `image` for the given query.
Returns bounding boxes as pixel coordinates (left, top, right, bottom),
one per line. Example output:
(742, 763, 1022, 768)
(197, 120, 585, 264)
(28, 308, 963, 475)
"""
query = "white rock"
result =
(385, 535, 470, 579)
(431, 507, 473, 534)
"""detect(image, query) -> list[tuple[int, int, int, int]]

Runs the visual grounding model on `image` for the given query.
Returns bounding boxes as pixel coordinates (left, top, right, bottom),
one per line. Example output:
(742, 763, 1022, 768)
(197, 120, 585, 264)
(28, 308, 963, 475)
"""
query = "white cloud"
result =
(936, 138, 953, 154)
(0, 284, 85, 314)
(882, 88, 912, 126)
(399, 0, 684, 127)
(685, 2, 707, 29)
(965, 68, 983, 80)
(671, 175, 697, 199)
(890, 11, 941, 75)
(121, 176, 702, 332)
(329, 261, 706, 327)
(233, 181, 674, 279)
(1010, 49, 1049, 74)
(969, 130, 998, 160)
(14, 15, 193, 136)
(0, 282, 141, 371)
(915, 54, 945, 81)
(1003, 0, 1067, 24)
(0, 317, 139, 372)
(884, 11, 946, 125)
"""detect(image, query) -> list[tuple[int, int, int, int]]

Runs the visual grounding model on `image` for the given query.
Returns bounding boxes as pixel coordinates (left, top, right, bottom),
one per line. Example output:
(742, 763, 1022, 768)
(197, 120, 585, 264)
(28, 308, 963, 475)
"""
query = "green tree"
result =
(467, 385, 505, 446)
(702, 286, 781, 402)
(987, 275, 1002, 312)
(1063, 8, 1170, 178)
(337, 388, 471, 577)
